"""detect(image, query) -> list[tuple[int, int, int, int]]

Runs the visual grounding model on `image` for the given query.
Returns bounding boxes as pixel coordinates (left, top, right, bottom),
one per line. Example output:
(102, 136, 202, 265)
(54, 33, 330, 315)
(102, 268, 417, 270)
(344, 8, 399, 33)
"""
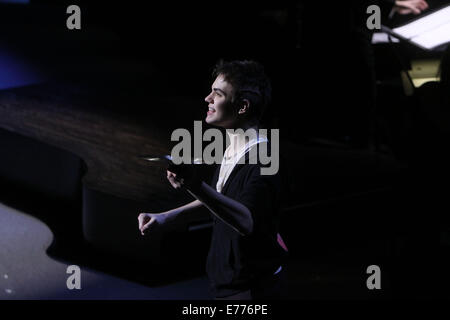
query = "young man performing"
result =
(138, 60, 287, 300)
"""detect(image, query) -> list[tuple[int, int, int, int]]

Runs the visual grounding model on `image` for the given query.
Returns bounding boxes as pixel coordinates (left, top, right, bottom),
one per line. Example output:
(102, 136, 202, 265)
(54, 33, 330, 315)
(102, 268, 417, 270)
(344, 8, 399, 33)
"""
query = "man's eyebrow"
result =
(213, 88, 227, 96)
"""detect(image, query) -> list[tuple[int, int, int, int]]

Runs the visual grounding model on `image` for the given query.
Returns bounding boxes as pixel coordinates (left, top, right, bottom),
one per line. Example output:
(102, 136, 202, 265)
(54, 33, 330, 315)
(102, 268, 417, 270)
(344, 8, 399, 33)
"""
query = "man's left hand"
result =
(166, 163, 201, 191)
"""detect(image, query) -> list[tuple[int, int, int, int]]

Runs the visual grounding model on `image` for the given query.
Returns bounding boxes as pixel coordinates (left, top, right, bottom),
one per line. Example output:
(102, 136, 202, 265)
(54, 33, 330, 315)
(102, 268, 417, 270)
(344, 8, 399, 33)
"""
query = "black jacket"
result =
(206, 156, 286, 298)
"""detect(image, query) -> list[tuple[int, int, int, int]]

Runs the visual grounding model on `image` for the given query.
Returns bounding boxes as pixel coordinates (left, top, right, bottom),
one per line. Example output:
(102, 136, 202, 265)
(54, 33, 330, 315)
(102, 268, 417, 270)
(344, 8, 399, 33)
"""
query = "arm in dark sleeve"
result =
(234, 166, 282, 234)
(186, 182, 254, 236)
(186, 165, 281, 236)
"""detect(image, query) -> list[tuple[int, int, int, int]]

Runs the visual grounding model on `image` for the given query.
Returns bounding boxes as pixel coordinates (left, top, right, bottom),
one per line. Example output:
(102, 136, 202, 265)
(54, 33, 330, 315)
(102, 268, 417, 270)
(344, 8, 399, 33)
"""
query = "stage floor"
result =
(0, 202, 210, 300)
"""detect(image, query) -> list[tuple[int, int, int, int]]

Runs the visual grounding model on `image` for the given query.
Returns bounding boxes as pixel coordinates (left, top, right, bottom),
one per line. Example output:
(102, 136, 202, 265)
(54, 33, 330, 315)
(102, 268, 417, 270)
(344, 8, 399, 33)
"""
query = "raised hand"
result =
(166, 163, 200, 191)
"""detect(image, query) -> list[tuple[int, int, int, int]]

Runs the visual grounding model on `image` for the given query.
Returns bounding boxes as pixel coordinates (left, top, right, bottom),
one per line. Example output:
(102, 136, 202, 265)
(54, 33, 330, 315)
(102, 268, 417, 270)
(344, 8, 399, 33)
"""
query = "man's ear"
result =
(238, 98, 250, 115)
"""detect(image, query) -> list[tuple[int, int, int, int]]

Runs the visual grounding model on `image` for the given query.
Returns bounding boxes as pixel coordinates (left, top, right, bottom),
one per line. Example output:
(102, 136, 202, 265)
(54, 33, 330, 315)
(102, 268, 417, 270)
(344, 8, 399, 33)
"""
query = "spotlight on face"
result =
(204, 75, 239, 129)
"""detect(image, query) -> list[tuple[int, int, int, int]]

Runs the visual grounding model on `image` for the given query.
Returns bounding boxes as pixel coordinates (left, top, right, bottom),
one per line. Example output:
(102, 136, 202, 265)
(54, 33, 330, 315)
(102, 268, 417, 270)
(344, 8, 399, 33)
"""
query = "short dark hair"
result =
(212, 60, 272, 122)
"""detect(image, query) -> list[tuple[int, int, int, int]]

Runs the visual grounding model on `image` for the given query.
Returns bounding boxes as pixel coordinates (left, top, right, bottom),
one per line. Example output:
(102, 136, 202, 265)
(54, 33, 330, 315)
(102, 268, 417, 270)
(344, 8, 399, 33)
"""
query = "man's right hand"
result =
(138, 212, 168, 235)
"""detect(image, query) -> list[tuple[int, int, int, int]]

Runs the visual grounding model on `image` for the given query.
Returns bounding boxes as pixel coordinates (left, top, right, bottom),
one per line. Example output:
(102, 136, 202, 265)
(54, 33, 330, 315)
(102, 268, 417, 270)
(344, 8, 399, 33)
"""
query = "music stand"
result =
(382, 4, 450, 51)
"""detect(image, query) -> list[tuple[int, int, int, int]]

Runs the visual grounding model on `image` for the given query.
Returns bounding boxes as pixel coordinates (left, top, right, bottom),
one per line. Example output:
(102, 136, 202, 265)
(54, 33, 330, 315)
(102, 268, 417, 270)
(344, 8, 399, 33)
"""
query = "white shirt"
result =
(216, 128, 268, 193)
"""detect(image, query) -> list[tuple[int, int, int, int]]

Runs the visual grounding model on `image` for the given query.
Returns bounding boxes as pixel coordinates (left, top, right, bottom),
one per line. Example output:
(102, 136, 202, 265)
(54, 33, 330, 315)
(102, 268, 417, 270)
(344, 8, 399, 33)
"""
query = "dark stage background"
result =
(0, 0, 449, 300)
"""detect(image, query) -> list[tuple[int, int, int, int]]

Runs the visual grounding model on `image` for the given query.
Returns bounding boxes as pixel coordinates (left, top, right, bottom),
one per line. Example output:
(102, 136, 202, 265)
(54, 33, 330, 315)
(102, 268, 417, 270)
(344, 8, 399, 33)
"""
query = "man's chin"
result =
(205, 116, 228, 128)
(205, 116, 217, 125)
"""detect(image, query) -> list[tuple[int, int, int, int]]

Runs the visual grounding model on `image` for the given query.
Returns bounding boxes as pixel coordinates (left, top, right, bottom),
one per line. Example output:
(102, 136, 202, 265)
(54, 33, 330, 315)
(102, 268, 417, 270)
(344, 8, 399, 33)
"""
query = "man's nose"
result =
(205, 93, 213, 103)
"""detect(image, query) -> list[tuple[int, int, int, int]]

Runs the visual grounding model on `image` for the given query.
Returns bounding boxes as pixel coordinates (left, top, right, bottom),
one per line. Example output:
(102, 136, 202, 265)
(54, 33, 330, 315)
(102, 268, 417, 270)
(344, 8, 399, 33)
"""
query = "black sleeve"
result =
(235, 165, 282, 234)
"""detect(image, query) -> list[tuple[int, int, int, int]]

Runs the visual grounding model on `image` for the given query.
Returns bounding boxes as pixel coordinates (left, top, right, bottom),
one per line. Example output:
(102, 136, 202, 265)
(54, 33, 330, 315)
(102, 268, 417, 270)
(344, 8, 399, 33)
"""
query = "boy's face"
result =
(204, 74, 238, 128)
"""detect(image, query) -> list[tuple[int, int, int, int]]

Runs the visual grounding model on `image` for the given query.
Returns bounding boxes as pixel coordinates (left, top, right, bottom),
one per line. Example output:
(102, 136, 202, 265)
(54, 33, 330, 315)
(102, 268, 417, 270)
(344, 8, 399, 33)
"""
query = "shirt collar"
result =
(224, 126, 267, 160)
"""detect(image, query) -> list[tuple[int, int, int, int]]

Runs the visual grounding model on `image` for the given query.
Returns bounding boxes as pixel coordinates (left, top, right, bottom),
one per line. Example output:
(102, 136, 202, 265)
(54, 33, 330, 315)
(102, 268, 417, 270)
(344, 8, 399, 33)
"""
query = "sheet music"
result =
(392, 5, 450, 50)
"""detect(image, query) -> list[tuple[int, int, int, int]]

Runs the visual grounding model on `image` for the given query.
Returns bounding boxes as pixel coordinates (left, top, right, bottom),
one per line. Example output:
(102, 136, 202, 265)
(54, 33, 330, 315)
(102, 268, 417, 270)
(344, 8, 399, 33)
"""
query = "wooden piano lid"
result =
(0, 82, 201, 205)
